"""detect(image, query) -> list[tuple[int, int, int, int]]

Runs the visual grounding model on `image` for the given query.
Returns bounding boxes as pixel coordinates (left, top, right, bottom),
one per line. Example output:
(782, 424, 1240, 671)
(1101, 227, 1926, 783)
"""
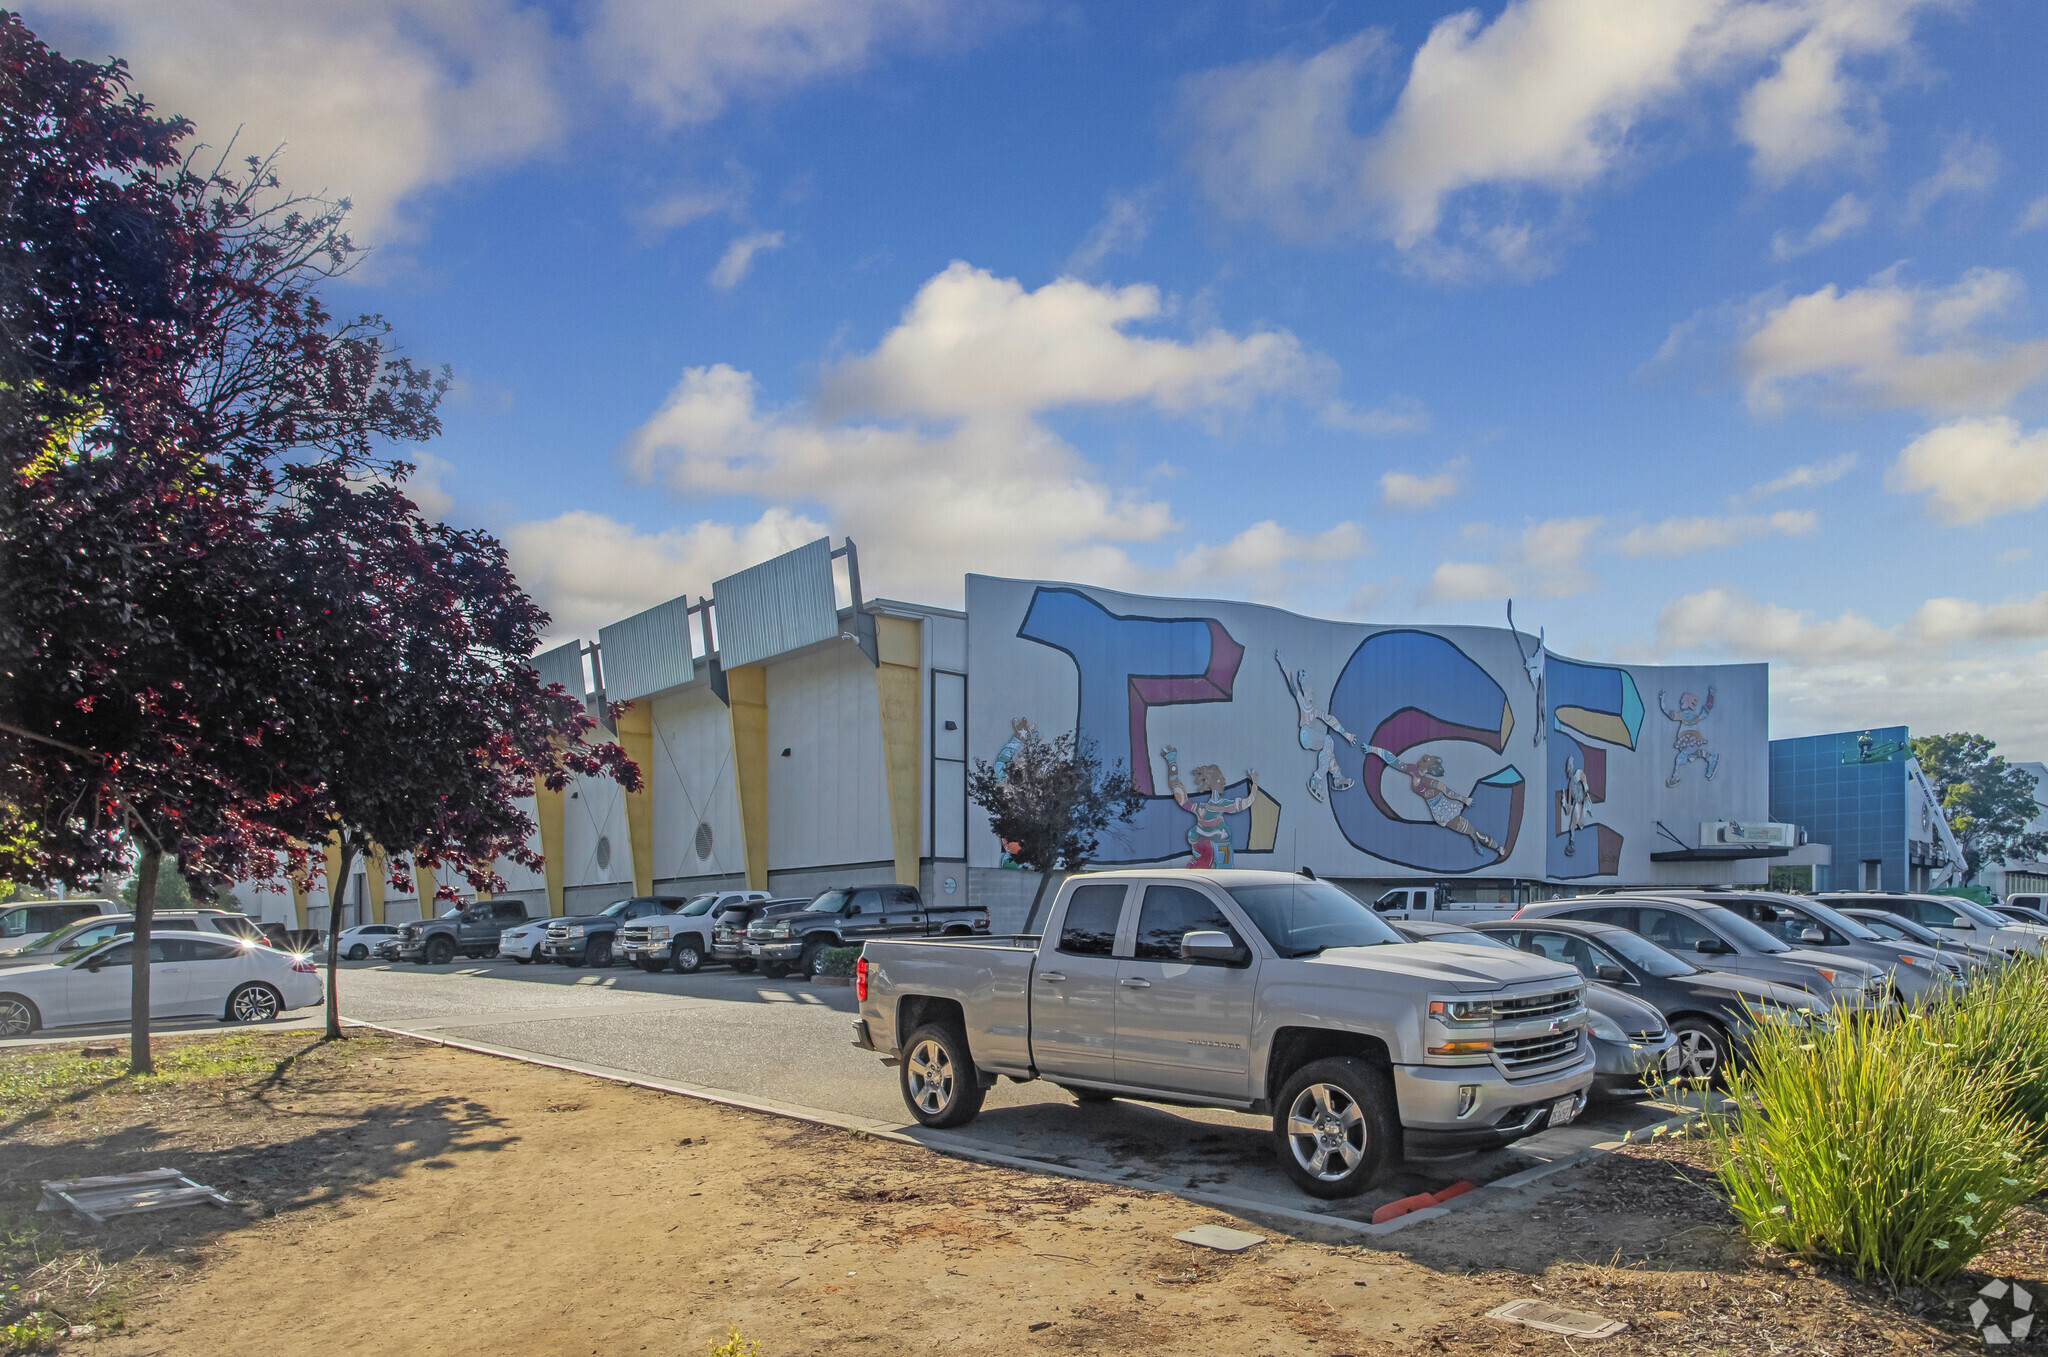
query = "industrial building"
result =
(1766, 726, 1963, 893)
(263, 537, 1796, 934)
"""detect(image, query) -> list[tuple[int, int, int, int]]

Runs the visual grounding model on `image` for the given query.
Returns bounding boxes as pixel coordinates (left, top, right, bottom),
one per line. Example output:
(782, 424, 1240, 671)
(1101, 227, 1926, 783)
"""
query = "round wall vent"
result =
(595, 836, 612, 870)
(694, 821, 715, 862)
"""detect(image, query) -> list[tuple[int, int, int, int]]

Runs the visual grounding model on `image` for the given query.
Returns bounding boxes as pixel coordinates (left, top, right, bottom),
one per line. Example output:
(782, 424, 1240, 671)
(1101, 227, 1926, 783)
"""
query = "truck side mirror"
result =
(1180, 930, 1245, 963)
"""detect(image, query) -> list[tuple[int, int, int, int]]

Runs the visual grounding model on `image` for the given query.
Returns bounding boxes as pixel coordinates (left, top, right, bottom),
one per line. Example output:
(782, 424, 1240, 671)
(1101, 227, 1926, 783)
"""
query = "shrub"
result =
(1923, 951, 2048, 1130)
(703, 1329, 758, 1357)
(1698, 998, 2047, 1285)
(817, 945, 860, 978)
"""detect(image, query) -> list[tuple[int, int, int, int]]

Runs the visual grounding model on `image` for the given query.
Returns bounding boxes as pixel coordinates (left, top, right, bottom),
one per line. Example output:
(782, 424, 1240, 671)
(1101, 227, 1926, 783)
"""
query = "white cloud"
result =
(1656, 588, 1893, 661)
(1179, 0, 1951, 275)
(1997, 547, 2033, 567)
(618, 263, 1367, 606)
(1618, 508, 1818, 557)
(633, 185, 744, 240)
(1769, 192, 1870, 259)
(708, 229, 786, 289)
(505, 507, 827, 644)
(1748, 451, 1858, 498)
(1322, 396, 1432, 436)
(1425, 515, 1602, 603)
(2018, 195, 2048, 236)
(1740, 267, 2048, 415)
(1904, 133, 2000, 220)
(31, 0, 564, 245)
(1065, 190, 1153, 276)
(584, 0, 971, 128)
(1888, 416, 2048, 524)
(1380, 458, 1466, 510)
(816, 261, 1321, 421)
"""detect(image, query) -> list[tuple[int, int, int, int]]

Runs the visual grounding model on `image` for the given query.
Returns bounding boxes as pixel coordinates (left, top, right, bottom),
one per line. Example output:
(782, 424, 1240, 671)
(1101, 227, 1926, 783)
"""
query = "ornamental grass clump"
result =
(1925, 951, 2048, 1130)
(1698, 997, 2046, 1285)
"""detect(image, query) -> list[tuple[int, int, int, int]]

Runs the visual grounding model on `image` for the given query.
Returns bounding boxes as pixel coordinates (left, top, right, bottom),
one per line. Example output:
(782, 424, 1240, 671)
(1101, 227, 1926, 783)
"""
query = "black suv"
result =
(397, 900, 533, 965)
(542, 896, 687, 968)
(745, 885, 989, 979)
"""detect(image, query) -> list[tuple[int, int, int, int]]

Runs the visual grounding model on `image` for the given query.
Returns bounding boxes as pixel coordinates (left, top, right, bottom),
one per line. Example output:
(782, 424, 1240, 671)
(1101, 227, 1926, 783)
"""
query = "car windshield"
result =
(1426, 927, 1511, 950)
(806, 890, 852, 914)
(439, 906, 463, 919)
(1753, 896, 1880, 941)
(599, 900, 640, 918)
(1945, 897, 2022, 929)
(1597, 929, 1699, 977)
(1694, 903, 1792, 953)
(1225, 880, 1404, 958)
(677, 894, 719, 916)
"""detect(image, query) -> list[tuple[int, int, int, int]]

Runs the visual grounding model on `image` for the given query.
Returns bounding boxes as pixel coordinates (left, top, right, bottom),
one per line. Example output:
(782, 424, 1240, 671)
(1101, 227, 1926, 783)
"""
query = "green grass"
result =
(0, 1032, 310, 1124)
(1698, 989, 2048, 1285)
(1923, 951, 2048, 1129)
(0, 1310, 64, 1355)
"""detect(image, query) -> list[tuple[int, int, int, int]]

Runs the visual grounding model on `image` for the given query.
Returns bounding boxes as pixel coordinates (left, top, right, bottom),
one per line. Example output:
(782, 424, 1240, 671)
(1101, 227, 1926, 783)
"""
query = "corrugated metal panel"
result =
(599, 596, 698, 703)
(714, 537, 840, 670)
(532, 641, 585, 697)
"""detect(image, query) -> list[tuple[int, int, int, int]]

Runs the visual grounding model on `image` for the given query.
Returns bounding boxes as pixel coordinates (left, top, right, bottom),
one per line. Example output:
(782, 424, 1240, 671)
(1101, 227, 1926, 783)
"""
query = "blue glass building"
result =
(1768, 727, 1953, 892)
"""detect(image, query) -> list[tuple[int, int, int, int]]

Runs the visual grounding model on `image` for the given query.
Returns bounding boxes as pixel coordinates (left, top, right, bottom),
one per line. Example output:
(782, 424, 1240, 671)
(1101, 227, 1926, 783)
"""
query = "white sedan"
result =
(498, 919, 549, 964)
(335, 923, 403, 960)
(0, 935, 324, 1037)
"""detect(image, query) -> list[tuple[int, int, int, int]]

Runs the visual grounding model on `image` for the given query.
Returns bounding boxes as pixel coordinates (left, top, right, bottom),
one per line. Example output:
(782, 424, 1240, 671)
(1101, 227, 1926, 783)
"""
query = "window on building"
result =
(1860, 860, 1882, 891)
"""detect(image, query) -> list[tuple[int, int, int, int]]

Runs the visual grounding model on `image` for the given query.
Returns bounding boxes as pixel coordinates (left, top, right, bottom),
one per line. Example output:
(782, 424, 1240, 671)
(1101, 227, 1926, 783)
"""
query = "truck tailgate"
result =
(861, 937, 1038, 1076)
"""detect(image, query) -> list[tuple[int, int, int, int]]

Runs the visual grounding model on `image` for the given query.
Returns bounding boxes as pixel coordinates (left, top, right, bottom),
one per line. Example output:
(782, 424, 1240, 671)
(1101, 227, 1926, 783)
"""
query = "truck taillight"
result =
(974, 916, 988, 930)
(856, 956, 868, 1002)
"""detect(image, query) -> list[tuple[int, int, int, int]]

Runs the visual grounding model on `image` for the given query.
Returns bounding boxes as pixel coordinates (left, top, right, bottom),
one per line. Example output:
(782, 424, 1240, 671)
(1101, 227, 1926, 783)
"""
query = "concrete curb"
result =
(343, 1018, 1702, 1241)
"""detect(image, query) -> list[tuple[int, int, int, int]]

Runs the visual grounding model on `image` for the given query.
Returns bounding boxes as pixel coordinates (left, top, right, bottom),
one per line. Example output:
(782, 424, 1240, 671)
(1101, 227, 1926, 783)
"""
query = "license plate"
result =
(1549, 1094, 1581, 1128)
(1663, 1047, 1682, 1072)
(746, 944, 761, 955)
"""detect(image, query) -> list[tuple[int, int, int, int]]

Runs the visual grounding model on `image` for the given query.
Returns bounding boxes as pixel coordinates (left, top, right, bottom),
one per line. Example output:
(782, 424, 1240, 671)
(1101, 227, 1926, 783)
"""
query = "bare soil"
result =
(1, 1032, 2040, 1356)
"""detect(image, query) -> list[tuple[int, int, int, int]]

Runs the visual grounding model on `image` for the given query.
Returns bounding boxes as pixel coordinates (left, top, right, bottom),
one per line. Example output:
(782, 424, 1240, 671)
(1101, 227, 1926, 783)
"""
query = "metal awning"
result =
(1650, 846, 1793, 862)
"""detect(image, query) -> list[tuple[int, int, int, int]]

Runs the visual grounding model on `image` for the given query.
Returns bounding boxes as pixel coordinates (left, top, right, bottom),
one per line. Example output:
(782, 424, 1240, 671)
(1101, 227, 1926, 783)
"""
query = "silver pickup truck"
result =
(854, 868, 1595, 1199)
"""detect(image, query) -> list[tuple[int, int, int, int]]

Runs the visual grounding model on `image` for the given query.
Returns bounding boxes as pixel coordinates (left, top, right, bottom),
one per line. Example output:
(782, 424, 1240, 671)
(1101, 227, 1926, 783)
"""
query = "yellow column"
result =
(365, 844, 388, 924)
(322, 833, 345, 929)
(288, 847, 309, 930)
(875, 615, 924, 888)
(413, 853, 436, 922)
(726, 664, 770, 891)
(616, 702, 656, 897)
(536, 777, 566, 917)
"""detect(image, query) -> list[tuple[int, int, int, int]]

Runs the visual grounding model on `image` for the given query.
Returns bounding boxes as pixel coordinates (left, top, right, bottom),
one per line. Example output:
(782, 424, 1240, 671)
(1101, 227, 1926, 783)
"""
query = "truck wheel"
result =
(731, 958, 757, 974)
(586, 936, 613, 968)
(900, 1022, 987, 1129)
(425, 936, 455, 966)
(1272, 1057, 1398, 1199)
(672, 940, 704, 974)
(760, 961, 789, 979)
(1669, 1017, 1729, 1088)
(800, 938, 829, 980)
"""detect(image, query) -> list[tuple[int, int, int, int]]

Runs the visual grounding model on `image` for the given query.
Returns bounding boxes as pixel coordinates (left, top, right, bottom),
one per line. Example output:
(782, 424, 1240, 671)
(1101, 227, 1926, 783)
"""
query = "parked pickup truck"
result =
(396, 900, 533, 965)
(748, 884, 989, 980)
(713, 898, 807, 972)
(854, 868, 1593, 1199)
(542, 896, 685, 968)
(619, 890, 770, 973)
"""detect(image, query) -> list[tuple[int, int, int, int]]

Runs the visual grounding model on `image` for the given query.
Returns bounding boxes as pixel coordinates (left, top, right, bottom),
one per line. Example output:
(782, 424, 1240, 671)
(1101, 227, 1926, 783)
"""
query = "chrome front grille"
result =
(620, 925, 654, 946)
(1632, 1027, 1667, 1042)
(1496, 1030, 1582, 1072)
(1494, 988, 1581, 1020)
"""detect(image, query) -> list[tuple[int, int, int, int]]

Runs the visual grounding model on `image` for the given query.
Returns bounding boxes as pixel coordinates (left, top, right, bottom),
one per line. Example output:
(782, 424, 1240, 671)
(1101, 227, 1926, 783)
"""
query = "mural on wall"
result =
(1660, 688, 1719, 788)
(1161, 746, 1260, 867)
(1545, 656, 1642, 879)
(1507, 600, 1545, 746)
(992, 716, 1035, 867)
(1017, 586, 1280, 867)
(1327, 630, 1524, 872)
(1276, 649, 1358, 801)
(972, 575, 1767, 881)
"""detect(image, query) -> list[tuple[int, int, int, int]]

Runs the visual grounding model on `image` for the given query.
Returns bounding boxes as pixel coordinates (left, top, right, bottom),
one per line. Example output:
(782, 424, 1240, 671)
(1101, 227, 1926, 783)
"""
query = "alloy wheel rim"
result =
(1677, 1029, 1719, 1079)
(0, 1000, 29, 1037)
(234, 987, 277, 1022)
(1285, 1082, 1366, 1180)
(906, 1038, 954, 1115)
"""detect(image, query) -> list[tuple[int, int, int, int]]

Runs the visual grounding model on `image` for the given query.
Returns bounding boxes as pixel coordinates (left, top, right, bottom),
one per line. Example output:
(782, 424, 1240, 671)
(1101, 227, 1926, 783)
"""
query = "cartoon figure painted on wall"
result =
(1559, 754, 1593, 856)
(1275, 650, 1357, 802)
(1507, 600, 1545, 746)
(1363, 745, 1504, 858)
(993, 717, 1035, 867)
(1659, 688, 1718, 787)
(1160, 746, 1259, 868)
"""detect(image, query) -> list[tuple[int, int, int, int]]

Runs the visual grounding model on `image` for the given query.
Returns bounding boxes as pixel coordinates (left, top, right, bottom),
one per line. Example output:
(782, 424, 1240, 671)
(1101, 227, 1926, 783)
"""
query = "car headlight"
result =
(1585, 1009, 1627, 1042)
(1814, 968, 1866, 992)
(1427, 995, 1494, 1024)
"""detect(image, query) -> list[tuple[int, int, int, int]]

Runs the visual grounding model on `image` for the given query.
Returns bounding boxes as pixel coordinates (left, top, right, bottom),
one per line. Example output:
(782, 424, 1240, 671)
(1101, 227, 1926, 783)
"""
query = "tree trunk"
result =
(1021, 869, 1054, 936)
(324, 837, 356, 1041)
(129, 848, 161, 1074)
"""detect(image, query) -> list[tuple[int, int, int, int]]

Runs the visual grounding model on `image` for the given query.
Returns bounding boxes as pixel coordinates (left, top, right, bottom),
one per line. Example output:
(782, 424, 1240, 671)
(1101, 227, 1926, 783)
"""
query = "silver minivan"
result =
(0, 900, 121, 956)
(0, 910, 252, 969)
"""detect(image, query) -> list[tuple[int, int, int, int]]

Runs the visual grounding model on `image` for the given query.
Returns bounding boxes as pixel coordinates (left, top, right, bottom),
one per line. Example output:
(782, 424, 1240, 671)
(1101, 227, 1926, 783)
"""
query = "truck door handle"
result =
(1120, 977, 1152, 988)
(1038, 972, 1065, 983)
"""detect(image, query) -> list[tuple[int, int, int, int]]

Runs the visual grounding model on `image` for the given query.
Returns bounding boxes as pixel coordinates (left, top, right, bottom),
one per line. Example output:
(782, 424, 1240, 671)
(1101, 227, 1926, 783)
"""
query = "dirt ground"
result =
(1, 1032, 2040, 1356)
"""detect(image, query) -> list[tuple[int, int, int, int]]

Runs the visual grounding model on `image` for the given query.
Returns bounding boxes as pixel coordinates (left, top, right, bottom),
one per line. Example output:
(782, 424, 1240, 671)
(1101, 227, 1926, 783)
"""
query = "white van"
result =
(1368, 886, 1518, 923)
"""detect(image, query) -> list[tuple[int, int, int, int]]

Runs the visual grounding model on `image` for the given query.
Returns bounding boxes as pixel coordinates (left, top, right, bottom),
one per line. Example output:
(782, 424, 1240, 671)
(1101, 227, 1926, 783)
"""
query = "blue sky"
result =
(31, 0, 2048, 749)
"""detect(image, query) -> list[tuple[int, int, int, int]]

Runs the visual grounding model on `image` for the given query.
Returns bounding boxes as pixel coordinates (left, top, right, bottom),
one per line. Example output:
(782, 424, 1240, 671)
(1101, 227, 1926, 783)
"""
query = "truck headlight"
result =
(565, 925, 585, 938)
(646, 926, 670, 941)
(1427, 996, 1494, 1024)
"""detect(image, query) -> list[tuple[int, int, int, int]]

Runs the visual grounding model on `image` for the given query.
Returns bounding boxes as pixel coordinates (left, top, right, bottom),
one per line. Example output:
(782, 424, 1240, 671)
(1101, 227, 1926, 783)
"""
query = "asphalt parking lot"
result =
(321, 954, 1680, 1228)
